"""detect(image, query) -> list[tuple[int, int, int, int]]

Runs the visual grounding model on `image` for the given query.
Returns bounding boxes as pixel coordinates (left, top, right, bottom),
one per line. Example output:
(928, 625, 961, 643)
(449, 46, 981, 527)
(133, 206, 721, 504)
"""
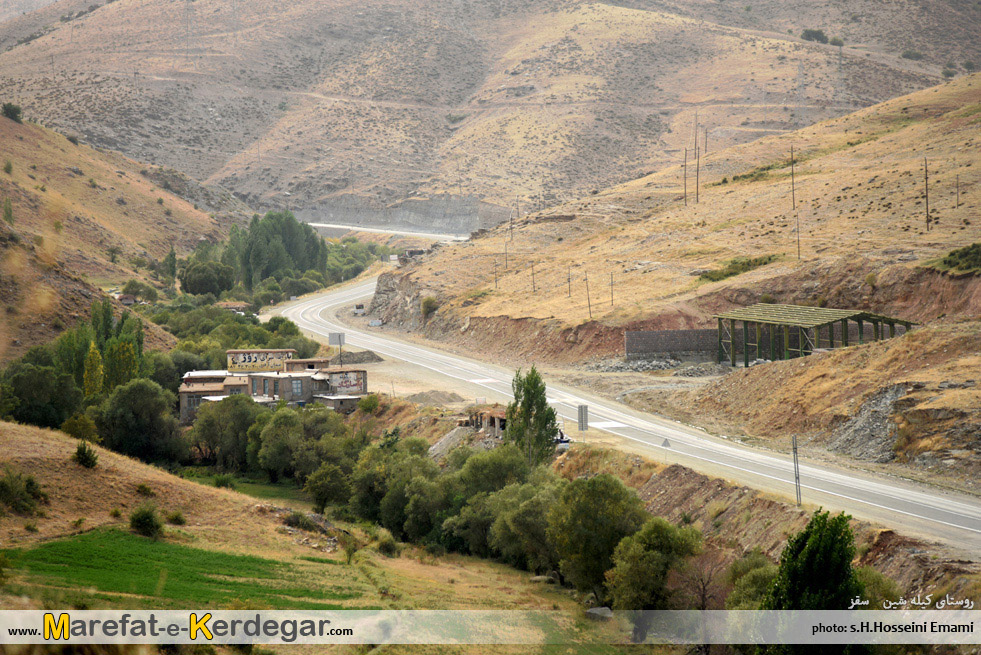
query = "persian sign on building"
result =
(226, 349, 297, 373)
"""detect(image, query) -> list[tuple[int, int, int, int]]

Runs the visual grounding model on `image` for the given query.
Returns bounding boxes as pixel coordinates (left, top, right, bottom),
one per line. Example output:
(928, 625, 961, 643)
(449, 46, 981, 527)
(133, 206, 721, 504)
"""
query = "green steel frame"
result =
(713, 303, 914, 365)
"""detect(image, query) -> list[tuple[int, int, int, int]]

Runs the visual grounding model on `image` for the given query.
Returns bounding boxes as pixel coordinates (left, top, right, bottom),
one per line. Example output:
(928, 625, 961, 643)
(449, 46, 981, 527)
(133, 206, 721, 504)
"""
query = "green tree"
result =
(107, 246, 121, 263)
(546, 473, 648, 595)
(257, 407, 302, 481)
(761, 510, 868, 654)
(82, 341, 104, 397)
(179, 260, 236, 296)
(2, 198, 11, 225)
(97, 378, 185, 463)
(2, 103, 22, 123)
(1, 362, 81, 429)
(103, 336, 140, 392)
(503, 366, 558, 466)
(164, 245, 178, 285)
(61, 413, 98, 441)
(122, 279, 158, 302)
(489, 469, 567, 572)
(91, 299, 114, 350)
(304, 462, 352, 513)
(725, 547, 778, 610)
(606, 517, 701, 641)
(191, 394, 269, 470)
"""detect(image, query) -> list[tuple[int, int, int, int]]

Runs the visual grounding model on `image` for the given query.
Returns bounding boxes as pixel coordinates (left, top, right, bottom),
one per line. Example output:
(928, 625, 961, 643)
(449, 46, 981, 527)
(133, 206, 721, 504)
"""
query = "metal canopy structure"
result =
(713, 303, 914, 366)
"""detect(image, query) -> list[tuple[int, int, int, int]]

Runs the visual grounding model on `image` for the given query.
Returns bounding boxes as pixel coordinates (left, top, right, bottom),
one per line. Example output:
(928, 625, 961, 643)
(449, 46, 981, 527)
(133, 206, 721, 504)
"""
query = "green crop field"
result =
(3, 529, 366, 610)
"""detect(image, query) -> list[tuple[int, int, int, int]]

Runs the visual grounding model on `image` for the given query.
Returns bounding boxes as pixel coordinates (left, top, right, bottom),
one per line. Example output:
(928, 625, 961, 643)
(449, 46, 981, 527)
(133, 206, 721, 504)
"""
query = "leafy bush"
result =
(0, 466, 48, 515)
(110, 508, 122, 518)
(284, 511, 320, 532)
(2, 103, 22, 123)
(699, 255, 778, 282)
(339, 533, 362, 564)
(166, 510, 186, 526)
(376, 528, 400, 557)
(67, 135, 79, 145)
(213, 473, 236, 489)
(136, 483, 155, 497)
(942, 68, 956, 79)
(2, 160, 11, 175)
(357, 394, 380, 415)
(901, 50, 924, 61)
(829, 37, 844, 46)
(72, 440, 99, 468)
(800, 29, 828, 44)
(130, 504, 163, 538)
(421, 296, 439, 319)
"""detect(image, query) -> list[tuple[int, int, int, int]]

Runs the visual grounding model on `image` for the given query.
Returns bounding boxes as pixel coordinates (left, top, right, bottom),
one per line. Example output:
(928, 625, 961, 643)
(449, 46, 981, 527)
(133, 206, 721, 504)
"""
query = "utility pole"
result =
(695, 149, 700, 203)
(609, 272, 614, 306)
(683, 148, 688, 206)
(924, 157, 930, 231)
(567, 266, 572, 297)
(792, 434, 801, 506)
(584, 272, 592, 320)
(494, 262, 498, 290)
(956, 174, 960, 208)
(704, 126, 709, 155)
(531, 263, 536, 293)
(791, 145, 800, 260)
(504, 241, 508, 270)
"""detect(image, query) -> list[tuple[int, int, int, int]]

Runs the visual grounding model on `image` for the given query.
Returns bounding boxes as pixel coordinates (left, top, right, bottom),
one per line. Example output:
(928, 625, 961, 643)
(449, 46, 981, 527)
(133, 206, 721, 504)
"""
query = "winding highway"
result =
(271, 278, 981, 553)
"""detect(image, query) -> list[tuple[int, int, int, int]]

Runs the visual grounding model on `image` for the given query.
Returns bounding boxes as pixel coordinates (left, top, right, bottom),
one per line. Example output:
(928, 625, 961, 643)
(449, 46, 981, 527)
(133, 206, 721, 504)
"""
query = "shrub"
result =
(942, 68, 956, 79)
(901, 50, 924, 61)
(829, 37, 844, 47)
(0, 466, 48, 515)
(213, 473, 236, 489)
(800, 29, 829, 44)
(72, 440, 99, 468)
(339, 533, 362, 564)
(3, 160, 11, 175)
(3, 198, 11, 225)
(136, 483, 155, 497)
(166, 510, 186, 525)
(699, 255, 778, 282)
(965, 61, 977, 72)
(2, 103, 22, 123)
(72, 517, 85, 528)
(376, 528, 400, 557)
(24, 521, 38, 533)
(130, 504, 163, 538)
(284, 511, 319, 532)
(760, 293, 776, 304)
(865, 272, 878, 288)
(357, 394, 380, 415)
(940, 243, 981, 273)
(67, 135, 79, 145)
(110, 508, 122, 518)
(421, 296, 439, 319)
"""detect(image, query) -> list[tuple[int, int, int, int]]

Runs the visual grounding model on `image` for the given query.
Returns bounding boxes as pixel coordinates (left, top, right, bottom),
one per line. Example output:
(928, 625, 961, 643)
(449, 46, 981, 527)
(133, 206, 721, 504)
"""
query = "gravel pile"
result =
(674, 363, 732, 377)
(581, 358, 680, 372)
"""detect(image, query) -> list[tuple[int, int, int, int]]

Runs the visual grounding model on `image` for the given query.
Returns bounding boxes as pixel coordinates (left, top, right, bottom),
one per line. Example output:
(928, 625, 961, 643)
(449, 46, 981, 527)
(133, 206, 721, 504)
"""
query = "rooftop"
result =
(713, 304, 914, 329)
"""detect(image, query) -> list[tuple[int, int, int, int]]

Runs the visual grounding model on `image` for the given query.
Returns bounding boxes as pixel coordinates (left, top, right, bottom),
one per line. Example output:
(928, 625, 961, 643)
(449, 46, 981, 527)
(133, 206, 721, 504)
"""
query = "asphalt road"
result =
(273, 278, 981, 553)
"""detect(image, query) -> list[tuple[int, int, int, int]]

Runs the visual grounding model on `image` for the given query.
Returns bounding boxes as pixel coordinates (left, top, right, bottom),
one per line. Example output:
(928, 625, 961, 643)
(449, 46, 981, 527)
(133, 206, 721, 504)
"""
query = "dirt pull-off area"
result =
(621, 319, 981, 492)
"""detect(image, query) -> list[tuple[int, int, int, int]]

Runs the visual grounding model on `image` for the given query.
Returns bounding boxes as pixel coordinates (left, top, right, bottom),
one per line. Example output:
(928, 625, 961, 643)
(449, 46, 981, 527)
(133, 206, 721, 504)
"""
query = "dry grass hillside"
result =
(0, 422, 625, 652)
(0, 0, 974, 212)
(370, 73, 981, 357)
(0, 116, 227, 361)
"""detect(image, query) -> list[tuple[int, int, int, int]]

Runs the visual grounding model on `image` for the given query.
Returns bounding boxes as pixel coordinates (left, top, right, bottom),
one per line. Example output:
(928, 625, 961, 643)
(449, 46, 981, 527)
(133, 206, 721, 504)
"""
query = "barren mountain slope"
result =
(369, 73, 981, 355)
(0, 116, 225, 361)
(0, 0, 972, 214)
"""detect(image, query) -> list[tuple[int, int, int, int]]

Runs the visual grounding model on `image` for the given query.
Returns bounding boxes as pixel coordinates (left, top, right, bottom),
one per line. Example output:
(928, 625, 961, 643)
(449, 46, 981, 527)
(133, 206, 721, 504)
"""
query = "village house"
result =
(178, 351, 370, 424)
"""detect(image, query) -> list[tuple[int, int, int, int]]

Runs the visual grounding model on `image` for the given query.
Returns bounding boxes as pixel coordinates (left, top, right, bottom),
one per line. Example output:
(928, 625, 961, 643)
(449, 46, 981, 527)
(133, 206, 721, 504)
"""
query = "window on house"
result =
(292, 379, 302, 396)
(251, 378, 258, 395)
(263, 379, 269, 396)
(274, 380, 279, 395)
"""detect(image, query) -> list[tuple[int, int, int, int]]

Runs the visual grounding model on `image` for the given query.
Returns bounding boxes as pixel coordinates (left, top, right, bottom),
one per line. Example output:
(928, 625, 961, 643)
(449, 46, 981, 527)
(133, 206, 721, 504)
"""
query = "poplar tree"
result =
(503, 366, 558, 466)
(82, 341, 104, 397)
